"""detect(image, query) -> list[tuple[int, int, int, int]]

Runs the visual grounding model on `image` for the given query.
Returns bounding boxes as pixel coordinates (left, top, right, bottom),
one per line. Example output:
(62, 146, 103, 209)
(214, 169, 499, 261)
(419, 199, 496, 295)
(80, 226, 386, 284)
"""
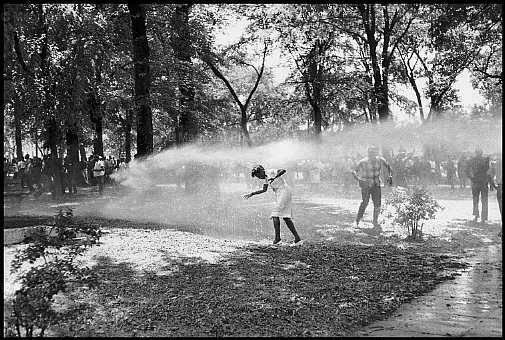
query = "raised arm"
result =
(268, 169, 286, 182)
(243, 183, 268, 200)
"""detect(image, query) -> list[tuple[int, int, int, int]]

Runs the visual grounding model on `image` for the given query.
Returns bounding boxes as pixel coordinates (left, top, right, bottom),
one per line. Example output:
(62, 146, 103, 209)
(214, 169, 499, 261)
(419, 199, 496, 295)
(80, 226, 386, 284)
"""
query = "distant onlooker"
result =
(63, 156, 78, 194)
(36, 154, 54, 196)
(86, 155, 97, 186)
(466, 148, 491, 223)
(446, 156, 457, 191)
(22, 154, 35, 193)
(31, 156, 43, 189)
(12, 158, 19, 180)
(457, 155, 468, 189)
(18, 157, 26, 187)
(92, 155, 105, 194)
(4, 157, 9, 180)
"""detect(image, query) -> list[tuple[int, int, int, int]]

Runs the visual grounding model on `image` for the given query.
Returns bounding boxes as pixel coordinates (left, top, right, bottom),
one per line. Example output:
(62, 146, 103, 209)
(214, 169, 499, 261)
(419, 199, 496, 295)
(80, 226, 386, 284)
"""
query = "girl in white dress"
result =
(243, 165, 301, 244)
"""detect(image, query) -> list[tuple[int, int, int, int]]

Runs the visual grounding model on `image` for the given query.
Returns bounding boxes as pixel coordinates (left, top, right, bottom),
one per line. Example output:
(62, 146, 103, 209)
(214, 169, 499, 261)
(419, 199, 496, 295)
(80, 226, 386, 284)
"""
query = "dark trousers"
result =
(21, 172, 34, 191)
(497, 184, 502, 221)
(357, 184, 381, 225)
(96, 175, 104, 193)
(471, 182, 488, 220)
(64, 167, 78, 193)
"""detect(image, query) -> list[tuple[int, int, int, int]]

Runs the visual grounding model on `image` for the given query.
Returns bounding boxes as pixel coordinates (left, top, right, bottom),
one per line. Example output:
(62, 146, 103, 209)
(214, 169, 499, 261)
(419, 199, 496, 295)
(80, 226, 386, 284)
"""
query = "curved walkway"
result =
(350, 242, 502, 337)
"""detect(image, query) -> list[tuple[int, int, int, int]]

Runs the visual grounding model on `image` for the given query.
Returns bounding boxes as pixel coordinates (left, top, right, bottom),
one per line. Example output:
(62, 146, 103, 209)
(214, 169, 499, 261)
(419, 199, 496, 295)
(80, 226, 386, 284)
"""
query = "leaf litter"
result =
(15, 216, 471, 337)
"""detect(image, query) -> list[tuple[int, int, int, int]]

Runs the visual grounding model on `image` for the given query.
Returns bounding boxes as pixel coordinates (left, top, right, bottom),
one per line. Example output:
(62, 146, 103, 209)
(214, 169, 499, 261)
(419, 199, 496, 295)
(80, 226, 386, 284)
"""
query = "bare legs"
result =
(272, 217, 301, 244)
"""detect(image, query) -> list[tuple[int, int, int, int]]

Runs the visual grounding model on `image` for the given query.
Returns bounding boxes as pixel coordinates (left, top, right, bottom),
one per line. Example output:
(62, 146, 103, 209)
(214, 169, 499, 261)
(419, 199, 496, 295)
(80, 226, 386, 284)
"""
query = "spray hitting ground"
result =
(95, 118, 501, 241)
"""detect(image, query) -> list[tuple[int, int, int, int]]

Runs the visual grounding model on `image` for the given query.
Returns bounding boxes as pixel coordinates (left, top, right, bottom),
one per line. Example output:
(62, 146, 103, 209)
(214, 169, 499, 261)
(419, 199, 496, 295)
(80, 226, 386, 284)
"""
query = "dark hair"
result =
(251, 165, 265, 177)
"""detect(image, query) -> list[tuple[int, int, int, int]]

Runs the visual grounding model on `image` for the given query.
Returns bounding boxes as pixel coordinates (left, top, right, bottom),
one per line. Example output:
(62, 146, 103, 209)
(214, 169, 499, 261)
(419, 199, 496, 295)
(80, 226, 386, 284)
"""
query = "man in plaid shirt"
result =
(353, 146, 393, 229)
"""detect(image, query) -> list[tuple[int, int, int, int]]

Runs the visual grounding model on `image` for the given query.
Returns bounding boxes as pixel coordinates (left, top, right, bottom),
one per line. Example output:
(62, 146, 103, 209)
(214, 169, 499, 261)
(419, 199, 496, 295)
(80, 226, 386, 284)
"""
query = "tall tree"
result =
(200, 42, 268, 147)
(129, 4, 153, 157)
(170, 4, 198, 145)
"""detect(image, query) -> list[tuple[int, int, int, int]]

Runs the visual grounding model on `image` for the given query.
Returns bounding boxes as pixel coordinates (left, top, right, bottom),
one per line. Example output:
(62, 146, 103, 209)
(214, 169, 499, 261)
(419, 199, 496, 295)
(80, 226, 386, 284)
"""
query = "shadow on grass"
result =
(51, 242, 469, 337)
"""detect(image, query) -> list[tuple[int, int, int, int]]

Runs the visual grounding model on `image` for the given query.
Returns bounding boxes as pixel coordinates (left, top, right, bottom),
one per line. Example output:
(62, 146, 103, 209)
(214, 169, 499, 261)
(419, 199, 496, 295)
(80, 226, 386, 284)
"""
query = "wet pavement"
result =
(349, 243, 502, 337)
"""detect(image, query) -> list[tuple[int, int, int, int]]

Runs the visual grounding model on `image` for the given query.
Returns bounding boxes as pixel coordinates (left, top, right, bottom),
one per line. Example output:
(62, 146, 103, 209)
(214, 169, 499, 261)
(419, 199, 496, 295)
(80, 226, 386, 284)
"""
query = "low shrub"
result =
(5, 208, 101, 337)
(383, 186, 444, 240)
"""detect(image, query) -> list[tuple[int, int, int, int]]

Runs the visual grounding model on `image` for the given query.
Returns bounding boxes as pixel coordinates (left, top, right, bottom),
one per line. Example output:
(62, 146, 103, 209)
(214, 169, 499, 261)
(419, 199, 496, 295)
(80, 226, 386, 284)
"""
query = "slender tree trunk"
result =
(47, 117, 63, 196)
(129, 4, 153, 157)
(377, 76, 390, 122)
(13, 94, 23, 160)
(407, 74, 425, 122)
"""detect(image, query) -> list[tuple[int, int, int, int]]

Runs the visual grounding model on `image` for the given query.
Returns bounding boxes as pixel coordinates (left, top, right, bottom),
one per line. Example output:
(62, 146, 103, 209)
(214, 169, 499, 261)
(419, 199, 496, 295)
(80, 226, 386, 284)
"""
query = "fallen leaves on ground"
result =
(42, 218, 468, 337)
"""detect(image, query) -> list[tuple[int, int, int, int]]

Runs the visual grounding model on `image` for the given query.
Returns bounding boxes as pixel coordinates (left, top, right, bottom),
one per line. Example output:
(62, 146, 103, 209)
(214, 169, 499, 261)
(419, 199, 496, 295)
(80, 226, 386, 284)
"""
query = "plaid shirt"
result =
(355, 156, 391, 187)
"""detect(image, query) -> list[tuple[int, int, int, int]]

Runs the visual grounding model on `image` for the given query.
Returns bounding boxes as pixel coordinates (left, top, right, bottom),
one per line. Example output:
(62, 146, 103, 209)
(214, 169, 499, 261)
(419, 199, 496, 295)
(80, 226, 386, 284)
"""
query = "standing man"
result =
(92, 155, 105, 194)
(22, 154, 35, 193)
(457, 154, 468, 189)
(63, 155, 78, 194)
(353, 146, 393, 229)
(466, 148, 492, 223)
(446, 156, 457, 191)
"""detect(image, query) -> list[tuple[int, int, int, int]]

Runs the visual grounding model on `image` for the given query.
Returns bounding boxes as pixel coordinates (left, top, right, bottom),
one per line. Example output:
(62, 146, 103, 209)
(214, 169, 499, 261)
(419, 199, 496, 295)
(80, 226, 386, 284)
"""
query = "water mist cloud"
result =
(99, 117, 500, 239)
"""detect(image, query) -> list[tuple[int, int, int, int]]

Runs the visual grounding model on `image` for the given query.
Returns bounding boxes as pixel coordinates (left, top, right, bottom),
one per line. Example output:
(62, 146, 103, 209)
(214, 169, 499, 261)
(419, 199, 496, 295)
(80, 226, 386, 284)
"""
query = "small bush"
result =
(6, 208, 101, 337)
(383, 186, 444, 240)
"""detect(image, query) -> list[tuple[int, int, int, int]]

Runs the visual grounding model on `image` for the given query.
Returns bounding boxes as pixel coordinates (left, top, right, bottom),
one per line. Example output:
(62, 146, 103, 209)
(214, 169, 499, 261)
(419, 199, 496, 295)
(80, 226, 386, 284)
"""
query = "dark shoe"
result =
(294, 238, 301, 243)
(273, 238, 281, 245)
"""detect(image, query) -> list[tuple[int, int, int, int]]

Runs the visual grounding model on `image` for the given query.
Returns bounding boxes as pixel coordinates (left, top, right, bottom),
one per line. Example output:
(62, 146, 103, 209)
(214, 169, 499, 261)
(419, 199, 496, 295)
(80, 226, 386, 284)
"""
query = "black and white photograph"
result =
(3, 3, 502, 337)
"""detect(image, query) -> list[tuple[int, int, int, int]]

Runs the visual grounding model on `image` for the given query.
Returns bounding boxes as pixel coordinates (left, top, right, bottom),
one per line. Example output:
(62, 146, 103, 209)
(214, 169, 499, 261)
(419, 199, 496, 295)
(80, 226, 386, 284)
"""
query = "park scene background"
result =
(3, 3, 502, 337)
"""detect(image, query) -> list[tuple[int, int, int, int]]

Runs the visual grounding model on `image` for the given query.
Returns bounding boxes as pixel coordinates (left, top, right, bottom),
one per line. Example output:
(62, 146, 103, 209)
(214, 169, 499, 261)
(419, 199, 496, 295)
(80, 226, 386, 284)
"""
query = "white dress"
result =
(265, 169, 293, 219)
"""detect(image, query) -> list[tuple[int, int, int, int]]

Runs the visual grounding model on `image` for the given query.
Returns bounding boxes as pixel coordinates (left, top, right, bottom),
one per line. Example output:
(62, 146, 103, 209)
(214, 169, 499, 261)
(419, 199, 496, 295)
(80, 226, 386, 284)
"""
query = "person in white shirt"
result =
(92, 155, 105, 194)
(243, 165, 301, 245)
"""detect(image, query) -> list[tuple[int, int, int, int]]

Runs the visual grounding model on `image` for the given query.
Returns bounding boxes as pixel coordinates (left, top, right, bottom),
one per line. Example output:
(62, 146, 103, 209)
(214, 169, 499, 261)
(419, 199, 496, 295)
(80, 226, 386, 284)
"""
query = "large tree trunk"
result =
(65, 122, 82, 188)
(65, 122, 80, 163)
(171, 4, 198, 145)
(129, 4, 153, 157)
(38, 4, 63, 197)
(89, 91, 104, 156)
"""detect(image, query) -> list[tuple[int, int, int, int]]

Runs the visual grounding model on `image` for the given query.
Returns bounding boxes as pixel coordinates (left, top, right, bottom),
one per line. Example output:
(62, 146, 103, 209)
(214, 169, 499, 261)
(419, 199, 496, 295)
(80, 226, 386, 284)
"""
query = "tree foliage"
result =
(3, 3, 501, 157)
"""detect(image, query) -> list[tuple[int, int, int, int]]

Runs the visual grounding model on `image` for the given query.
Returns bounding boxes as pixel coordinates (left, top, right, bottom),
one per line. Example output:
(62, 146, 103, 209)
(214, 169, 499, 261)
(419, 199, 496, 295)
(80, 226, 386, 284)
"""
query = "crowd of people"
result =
(4, 153, 128, 196)
(234, 147, 497, 195)
(4, 143, 502, 242)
